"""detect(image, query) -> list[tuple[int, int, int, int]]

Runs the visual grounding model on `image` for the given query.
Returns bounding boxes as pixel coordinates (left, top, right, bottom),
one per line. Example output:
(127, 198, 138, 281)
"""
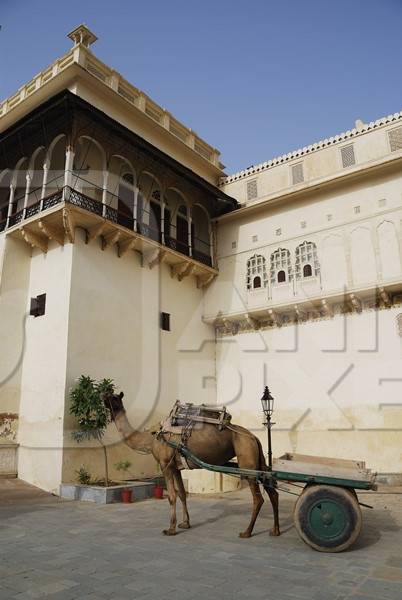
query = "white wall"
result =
(215, 307, 402, 473)
(62, 231, 216, 483)
(17, 241, 73, 493)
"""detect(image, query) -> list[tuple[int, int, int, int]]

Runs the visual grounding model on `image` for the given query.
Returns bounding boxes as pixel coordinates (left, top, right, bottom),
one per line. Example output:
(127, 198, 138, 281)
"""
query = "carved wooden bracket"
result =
(87, 220, 106, 244)
(148, 248, 167, 269)
(62, 208, 75, 243)
(245, 313, 259, 330)
(171, 261, 195, 281)
(21, 227, 48, 254)
(268, 309, 279, 327)
(197, 272, 215, 288)
(118, 237, 137, 258)
(102, 229, 121, 250)
(321, 299, 333, 317)
(38, 220, 65, 246)
(222, 317, 238, 335)
(379, 287, 391, 307)
(349, 293, 362, 312)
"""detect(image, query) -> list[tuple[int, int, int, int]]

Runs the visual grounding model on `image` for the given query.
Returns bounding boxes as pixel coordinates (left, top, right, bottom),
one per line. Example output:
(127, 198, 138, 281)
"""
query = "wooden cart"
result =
(166, 441, 377, 553)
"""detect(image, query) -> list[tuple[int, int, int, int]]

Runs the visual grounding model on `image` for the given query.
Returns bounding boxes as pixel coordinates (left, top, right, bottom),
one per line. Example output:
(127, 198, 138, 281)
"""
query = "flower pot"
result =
(121, 488, 133, 503)
(154, 485, 164, 499)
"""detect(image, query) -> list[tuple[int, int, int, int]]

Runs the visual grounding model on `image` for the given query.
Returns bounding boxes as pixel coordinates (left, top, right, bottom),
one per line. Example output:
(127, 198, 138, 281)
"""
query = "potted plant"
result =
(70, 375, 114, 486)
(115, 459, 134, 503)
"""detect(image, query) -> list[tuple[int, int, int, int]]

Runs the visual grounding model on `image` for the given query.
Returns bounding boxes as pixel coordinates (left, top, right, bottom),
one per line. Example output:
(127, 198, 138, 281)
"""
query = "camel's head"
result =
(103, 390, 124, 420)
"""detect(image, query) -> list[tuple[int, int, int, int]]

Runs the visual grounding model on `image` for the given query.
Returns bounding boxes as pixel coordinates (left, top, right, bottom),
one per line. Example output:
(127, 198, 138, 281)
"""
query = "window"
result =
(161, 312, 170, 331)
(247, 179, 258, 201)
(231, 241, 237, 249)
(300, 221, 306, 229)
(246, 254, 268, 291)
(341, 144, 356, 168)
(277, 270, 286, 283)
(30, 293, 46, 317)
(276, 228, 282, 236)
(295, 241, 320, 280)
(327, 214, 333, 222)
(252, 234, 258, 243)
(270, 248, 292, 285)
(388, 127, 402, 152)
(291, 163, 304, 185)
(354, 206, 360, 214)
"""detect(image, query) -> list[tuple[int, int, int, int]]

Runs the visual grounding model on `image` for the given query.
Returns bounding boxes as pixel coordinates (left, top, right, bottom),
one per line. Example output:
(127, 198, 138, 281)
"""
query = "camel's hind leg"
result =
(162, 466, 177, 536)
(173, 470, 190, 529)
(264, 485, 280, 536)
(239, 479, 264, 539)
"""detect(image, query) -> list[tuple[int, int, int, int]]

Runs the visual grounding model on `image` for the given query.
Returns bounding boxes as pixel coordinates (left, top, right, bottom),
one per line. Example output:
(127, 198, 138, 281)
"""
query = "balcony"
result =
(3, 186, 217, 288)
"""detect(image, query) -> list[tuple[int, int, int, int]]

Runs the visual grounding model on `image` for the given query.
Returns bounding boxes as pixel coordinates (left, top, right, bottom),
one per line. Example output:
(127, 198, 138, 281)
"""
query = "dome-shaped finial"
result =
(67, 24, 98, 48)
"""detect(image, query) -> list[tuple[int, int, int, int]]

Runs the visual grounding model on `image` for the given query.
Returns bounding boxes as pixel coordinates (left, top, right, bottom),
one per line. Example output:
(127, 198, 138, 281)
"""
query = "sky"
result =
(1, 0, 402, 174)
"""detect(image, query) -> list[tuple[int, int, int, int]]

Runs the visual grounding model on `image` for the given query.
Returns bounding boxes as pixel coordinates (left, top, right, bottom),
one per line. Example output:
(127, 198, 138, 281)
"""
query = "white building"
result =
(1, 26, 402, 493)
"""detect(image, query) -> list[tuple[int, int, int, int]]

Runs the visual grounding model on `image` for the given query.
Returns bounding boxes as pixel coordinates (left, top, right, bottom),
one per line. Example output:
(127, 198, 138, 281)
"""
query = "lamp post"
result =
(261, 386, 274, 470)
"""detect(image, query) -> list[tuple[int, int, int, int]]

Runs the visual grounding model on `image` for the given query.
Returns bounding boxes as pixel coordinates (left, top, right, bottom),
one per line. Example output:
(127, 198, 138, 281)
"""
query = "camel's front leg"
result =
(265, 485, 280, 536)
(162, 466, 177, 536)
(173, 469, 190, 529)
(239, 480, 264, 538)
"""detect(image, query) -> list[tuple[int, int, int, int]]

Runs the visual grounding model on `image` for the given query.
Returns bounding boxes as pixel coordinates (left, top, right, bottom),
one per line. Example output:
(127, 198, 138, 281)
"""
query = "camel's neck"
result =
(113, 409, 153, 454)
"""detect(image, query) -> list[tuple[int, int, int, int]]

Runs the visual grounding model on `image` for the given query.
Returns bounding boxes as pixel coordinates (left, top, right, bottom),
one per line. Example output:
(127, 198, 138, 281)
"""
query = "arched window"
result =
(246, 254, 267, 290)
(277, 270, 286, 283)
(296, 241, 320, 280)
(118, 172, 135, 229)
(270, 248, 292, 285)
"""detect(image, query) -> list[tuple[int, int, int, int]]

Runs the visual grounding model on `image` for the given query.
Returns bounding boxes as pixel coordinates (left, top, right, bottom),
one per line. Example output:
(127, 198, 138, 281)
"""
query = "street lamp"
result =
(261, 386, 274, 470)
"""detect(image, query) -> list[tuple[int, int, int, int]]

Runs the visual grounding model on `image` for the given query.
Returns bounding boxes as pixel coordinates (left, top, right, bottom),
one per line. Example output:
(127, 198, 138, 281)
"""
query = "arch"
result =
(247, 254, 267, 290)
(117, 171, 135, 229)
(192, 203, 211, 265)
(277, 269, 286, 283)
(303, 264, 312, 277)
(27, 146, 46, 206)
(377, 220, 401, 280)
(350, 226, 376, 285)
(253, 275, 262, 289)
(12, 157, 28, 213)
(164, 187, 191, 253)
(76, 135, 107, 172)
(295, 241, 320, 280)
(0, 169, 12, 223)
(321, 234, 347, 290)
(270, 248, 292, 285)
(110, 154, 137, 186)
(45, 134, 66, 167)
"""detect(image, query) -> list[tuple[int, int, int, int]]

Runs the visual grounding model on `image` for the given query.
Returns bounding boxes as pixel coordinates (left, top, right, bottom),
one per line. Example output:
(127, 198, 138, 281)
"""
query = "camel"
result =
(104, 392, 280, 538)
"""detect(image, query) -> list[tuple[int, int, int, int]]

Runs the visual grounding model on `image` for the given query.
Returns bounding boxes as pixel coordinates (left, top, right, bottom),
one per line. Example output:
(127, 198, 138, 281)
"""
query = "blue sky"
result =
(1, 0, 402, 173)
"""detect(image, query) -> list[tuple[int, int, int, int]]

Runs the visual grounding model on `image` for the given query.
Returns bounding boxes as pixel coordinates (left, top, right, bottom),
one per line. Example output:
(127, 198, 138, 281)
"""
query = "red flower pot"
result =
(122, 488, 133, 503)
(154, 485, 164, 499)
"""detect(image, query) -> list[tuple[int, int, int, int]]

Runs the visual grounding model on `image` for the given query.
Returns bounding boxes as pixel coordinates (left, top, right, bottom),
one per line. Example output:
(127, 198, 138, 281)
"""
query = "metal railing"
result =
(0, 184, 213, 267)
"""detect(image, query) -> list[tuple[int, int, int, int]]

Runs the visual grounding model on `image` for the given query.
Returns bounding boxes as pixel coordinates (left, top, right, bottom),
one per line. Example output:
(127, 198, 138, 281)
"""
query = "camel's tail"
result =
(256, 436, 268, 471)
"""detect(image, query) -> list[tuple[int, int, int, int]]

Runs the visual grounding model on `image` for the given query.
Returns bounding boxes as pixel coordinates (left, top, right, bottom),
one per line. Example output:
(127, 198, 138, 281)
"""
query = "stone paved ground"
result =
(1, 479, 402, 600)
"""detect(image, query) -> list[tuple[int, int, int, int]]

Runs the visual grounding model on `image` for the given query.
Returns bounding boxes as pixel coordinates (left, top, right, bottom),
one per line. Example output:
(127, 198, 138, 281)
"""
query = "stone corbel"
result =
(349, 293, 362, 312)
(321, 299, 333, 317)
(21, 227, 48, 254)
(245, 313, 259, 330)
(171, 261, 194, 281)
(38, 220, 65, 246)
(86, 220, 107, 244)
(147, 248, 167, 269)
(222, 318, 238, 336)
(379, 287, 391, 307)
(118, 237, 137, 258)
(102, 229, 121, 250)
(197, 272, 215, 288)
(268, 309, 279, 327)
(62, 208, 75, 243)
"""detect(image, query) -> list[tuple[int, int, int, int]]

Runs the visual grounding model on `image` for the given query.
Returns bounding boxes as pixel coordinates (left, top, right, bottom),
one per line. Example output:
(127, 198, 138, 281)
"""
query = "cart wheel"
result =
(294, 485, 362, 553)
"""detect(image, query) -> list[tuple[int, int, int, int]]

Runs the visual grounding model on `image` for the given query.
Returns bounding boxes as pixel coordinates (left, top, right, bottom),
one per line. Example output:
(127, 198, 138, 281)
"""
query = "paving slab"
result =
(1, 479, 402, 599)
